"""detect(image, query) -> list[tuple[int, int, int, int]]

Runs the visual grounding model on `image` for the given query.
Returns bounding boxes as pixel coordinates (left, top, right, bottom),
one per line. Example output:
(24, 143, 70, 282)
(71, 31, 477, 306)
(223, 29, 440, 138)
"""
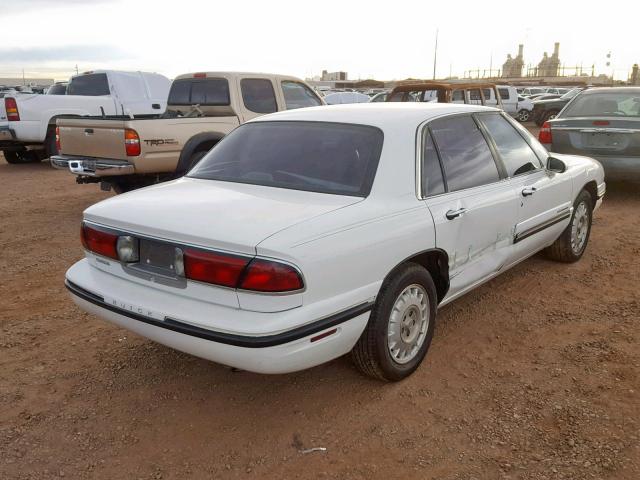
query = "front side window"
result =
(67, 74, 110, 96)
(421, 130, 445, 197)
(281, 81, 322, 109)
(498, 88, 510, 100)
(429, 115, 500, 191)
(478, 113, 542, 176)
(168, 78, 230, 106)
(189, 121, 383, 197)
(241, 79, 277, 113)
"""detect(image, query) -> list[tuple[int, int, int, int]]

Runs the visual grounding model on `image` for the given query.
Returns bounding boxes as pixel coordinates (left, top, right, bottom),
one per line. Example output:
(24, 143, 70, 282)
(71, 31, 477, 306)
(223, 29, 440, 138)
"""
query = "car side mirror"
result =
(547, 156, 566, 173)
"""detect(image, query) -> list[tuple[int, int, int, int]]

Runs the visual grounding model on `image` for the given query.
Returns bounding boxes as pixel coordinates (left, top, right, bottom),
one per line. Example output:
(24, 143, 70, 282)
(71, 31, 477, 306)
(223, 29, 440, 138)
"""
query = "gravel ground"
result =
(1, 140, 638, 479)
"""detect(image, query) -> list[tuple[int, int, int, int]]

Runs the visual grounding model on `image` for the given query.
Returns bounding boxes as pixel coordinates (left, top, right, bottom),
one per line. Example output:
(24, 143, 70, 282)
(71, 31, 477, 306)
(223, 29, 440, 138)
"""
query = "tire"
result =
(351, 263, 437, 382)
(2, 150, 40, 164)
(187, 150, 207, 171)
(45, 128, 58, 158)
(517, 109, 531, 122)
(545, 190, 593, 263)
(543, 110, 559, 123)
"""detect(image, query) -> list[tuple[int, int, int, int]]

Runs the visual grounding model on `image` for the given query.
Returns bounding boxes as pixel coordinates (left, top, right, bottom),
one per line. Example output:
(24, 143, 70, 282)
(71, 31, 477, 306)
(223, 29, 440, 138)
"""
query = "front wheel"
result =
(351, 263, 437, 381)
(545, 190, 593, 262)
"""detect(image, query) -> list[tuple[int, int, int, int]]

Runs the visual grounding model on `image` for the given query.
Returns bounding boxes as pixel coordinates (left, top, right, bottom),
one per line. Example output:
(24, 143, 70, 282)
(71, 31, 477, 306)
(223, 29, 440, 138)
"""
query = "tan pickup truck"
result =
(51, 72, 324, 192)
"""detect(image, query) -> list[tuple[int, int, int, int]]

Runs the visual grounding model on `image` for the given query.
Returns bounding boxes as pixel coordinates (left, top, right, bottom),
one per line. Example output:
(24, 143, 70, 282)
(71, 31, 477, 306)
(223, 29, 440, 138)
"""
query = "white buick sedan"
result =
(65, 103, 605, 381)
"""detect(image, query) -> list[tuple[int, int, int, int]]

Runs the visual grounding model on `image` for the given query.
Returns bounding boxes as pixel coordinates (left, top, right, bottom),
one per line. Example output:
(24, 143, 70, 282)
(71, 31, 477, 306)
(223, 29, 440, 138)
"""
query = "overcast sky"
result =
(1, 0, 637, 82)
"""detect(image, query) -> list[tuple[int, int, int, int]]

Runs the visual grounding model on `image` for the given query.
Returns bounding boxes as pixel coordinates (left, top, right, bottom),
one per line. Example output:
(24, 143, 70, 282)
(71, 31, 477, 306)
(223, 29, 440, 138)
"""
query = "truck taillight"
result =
(55, 126, 61, 152)
(539, 121, 552, 145)
(124, 128, 140, 156)
(5, 97, 19, 121)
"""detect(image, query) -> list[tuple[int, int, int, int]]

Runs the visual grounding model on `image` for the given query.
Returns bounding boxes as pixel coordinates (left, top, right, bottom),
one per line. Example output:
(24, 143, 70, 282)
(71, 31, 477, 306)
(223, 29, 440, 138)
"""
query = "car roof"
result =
(250, 103, 499, 129)
(578, 87, 640, 95)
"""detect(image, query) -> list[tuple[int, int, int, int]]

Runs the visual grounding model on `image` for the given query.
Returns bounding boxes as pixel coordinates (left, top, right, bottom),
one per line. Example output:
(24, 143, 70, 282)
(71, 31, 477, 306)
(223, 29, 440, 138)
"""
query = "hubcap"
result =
(519, 111, 529, 121)
(387, 284, 430, 364)
(571, 201, 589, 254)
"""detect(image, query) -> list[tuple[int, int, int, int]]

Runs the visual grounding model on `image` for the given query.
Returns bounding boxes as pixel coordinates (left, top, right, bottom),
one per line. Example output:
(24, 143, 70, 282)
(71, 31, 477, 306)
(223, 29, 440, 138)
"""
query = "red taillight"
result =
(182, 249, 304, 292)
(239, 259, 304, 292)
(5, 97, 19, 121)
(55, 126, 61, 152)
(193, 72, 207, 78)
(538, 121, 552, 145)
(183, 248, 249, 288)
(593, 120, 610, 126)
(124, 128, 140, 156)
(81, 223, 118, 259)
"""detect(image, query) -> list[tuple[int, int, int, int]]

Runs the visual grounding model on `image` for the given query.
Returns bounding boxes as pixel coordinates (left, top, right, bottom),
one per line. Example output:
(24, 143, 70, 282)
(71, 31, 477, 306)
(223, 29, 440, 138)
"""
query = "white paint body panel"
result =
(65, 103, 605, 374)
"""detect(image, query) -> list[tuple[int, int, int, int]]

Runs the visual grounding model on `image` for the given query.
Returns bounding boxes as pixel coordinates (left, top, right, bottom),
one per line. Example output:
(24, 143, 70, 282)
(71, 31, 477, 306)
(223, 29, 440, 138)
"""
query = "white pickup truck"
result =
(0, 70, 170, 164)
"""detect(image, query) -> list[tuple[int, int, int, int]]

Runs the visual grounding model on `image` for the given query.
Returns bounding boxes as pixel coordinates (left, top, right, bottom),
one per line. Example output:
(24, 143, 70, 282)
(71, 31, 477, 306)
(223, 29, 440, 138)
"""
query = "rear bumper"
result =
(592, 156, 640, 181)
(0, 126, 15, 142)
(65, 260, 371, 374)
(51, 155, 135, 176)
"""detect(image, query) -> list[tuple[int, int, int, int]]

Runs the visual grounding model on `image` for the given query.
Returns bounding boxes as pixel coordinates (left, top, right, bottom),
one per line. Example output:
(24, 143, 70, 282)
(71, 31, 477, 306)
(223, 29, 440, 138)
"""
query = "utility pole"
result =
(432, 28, 439, 80)
(22, 68, 25, 85)
(75, 64, 79, 75)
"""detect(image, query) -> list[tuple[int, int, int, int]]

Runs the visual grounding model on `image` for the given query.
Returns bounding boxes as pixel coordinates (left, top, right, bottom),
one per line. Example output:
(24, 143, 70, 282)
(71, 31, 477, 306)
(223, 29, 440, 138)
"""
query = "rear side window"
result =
(498, 88, 510, 100)
(281, 81, 323, 109)
(168, 78, 230, 106)
(429, 115, 500, 191)
(421, 130, 445, 197)
(478, 113, 542, 176)
(189, 121, 383, 197)
(241, 79, 277, 113)
(67, 74, 110, 96)
(387, 91, 404, 102)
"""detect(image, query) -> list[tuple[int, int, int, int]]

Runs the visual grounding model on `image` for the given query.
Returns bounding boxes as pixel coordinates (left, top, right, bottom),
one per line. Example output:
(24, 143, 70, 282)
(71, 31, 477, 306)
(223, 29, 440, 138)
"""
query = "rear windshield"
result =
(188, 121, 384, 197)
(67, 74, 109, 96)
(168, 78, 230, 106)
(563, 91, 640, 117)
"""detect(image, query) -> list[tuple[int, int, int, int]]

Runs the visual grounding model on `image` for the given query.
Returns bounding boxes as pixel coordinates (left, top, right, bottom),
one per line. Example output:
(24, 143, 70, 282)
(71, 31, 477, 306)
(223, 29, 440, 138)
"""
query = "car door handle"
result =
(445, 208, 466, 220)
(521, 187, 537, 197)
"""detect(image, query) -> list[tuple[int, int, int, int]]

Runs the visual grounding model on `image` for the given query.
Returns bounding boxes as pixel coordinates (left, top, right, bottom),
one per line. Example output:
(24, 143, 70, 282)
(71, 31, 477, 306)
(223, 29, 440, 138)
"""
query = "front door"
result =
(421, 114, 519, 301)
(475, 112, 572, 260)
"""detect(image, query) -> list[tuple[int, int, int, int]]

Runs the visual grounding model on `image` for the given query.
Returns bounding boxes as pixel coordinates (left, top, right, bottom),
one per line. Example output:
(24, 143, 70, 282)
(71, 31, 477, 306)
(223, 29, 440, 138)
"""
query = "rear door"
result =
(477, 113, 572, 259)
(422, 114, 518, 300)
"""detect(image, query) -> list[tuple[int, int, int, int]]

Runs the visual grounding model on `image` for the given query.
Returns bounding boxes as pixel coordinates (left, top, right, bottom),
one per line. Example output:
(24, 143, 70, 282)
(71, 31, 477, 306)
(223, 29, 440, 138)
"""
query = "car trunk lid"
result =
(83, 177, 363, 255)
(551, 117, 640, 157)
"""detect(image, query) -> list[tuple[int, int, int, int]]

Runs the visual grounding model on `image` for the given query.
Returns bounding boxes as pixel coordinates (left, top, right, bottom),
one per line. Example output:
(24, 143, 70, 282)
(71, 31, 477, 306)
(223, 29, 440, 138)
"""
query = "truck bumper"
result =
(0, 126, 15, 142)
(51, 155, 135, 176)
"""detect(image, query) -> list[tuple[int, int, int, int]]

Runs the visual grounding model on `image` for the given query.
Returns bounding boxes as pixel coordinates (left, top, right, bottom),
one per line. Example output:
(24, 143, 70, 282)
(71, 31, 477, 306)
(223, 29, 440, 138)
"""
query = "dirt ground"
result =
(1, 143, 639, 480)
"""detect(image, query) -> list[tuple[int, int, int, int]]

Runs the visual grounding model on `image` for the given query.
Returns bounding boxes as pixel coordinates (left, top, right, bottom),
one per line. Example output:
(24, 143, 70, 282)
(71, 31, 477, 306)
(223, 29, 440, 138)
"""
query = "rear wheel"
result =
(2, 150, 40, 164)
(517, 109, 531, 122)
(545, 190, 593, 263)
(351, 263, 437, 381)
(45, 128, 58, 158)
(543, 110, 559, 123)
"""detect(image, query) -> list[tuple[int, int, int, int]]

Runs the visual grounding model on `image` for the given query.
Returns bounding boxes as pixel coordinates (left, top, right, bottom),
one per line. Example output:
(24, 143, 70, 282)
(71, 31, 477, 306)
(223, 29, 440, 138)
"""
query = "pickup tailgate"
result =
(58, 117, 129, 159)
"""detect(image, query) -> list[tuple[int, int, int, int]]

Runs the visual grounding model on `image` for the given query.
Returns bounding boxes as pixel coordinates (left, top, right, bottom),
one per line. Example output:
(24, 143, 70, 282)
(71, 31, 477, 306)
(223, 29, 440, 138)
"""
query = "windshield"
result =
(563, 91, 640, 117)
(188, 121, 384, 197)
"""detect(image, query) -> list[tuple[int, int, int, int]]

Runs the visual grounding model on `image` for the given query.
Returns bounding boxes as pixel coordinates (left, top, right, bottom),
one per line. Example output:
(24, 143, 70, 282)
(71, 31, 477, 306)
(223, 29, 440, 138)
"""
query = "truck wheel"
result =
(545, 190, 593, 263)
(517, 109, 531, 122)
(2, 150, 40, 164)
(351, 263, 437, 382)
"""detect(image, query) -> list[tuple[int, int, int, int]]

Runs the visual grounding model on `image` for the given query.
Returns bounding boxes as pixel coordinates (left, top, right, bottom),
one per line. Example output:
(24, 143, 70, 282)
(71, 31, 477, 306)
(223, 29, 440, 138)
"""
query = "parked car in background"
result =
(324, 91, 371, 104)
(479, 86, 533, 122)
(532, 87, 584, 126)
(539, 87, 640, 181)
(520, 87, 547, 97)
(46, 82, 68, 95)
(546, 87, 571, 95)
(0, 70, 170, 164)
(387, 82, 502, 108)
(52, 72, 324, 192)
(64, 103, 604, 381)
(369, 92, 389, 102)
(531, 93, 561, 101)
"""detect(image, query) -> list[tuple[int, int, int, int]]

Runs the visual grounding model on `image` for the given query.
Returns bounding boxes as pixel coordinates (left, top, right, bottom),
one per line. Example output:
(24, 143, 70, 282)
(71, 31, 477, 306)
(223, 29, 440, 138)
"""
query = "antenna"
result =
(432, 29, 439, 80)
